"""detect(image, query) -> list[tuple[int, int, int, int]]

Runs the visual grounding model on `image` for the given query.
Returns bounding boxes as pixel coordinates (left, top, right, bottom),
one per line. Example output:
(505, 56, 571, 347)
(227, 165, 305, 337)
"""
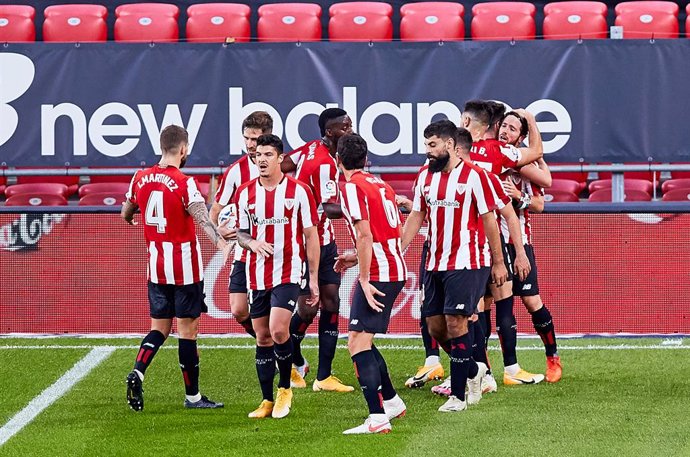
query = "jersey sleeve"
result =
(297, 184, 319, 230)
(235, 187, 250, 231)
(214, 166, 236, 206)
(500, 144, 522, 172)
(412, 169, 427, 213)
(342, 181, 369, 222)
(319, 161, 339, 205)
(184, 177, 206, 208)
(125, 170, 143, 204)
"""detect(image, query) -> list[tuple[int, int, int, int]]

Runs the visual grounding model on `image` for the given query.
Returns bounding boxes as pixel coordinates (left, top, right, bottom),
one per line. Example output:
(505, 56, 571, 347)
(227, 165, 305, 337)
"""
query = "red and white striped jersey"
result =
(214, 154, 259, 263)
(289, 140, 338, 246)
(470, 139, 521, 178)
(126, 164, 206, 285)
(500, 171, 543, 246)
(235, 175, 318, 290)
(340, 171, 407, 282)
(412, 161, 508, 271)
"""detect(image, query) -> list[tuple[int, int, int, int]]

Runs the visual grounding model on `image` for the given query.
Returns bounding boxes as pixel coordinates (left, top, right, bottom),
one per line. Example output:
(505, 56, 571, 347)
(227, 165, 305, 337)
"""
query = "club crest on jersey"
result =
(284, 198, 295, 210)
(456, 184, 467, 195)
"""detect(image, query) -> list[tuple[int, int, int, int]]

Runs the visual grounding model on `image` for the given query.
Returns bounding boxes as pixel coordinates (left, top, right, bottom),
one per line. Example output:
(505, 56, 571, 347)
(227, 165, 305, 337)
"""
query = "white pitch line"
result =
(0, 347, 115, 447)
(0, 344, 689, 351)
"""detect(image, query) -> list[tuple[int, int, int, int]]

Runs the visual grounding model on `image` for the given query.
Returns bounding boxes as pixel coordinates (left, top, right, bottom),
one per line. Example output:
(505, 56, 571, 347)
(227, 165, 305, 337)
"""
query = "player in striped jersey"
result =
(122, 125, 228, 412)
(334, 134, 407, 434)
(210, 111, 273, 338)
(282, 109, 355, 393)
(499, 111, 562, 383)
(235, 134, 321, 419)
(402, 120, 514, 412)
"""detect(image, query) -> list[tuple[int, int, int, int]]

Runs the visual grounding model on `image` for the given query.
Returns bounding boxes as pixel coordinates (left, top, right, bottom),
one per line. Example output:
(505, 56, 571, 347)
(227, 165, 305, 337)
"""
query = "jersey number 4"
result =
(145, 190, 167, 233)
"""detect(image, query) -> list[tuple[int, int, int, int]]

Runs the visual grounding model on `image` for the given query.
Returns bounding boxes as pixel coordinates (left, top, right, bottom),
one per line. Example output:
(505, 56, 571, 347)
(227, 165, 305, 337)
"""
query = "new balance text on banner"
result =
(1, 41, 689, 167)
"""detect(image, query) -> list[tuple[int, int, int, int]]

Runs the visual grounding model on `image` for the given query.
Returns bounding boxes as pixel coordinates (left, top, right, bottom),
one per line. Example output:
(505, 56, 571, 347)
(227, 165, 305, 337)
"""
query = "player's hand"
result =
(502, 179, 521, 199)
(306, 279, 320, 307)
(217, 218, 237, 240)
(491, 262, 508, 288)
(249, 240, 274, 257)
(395, 195, 413, 212)
(360, 278, 386, 313)
(513, 251, 531, 282)
(124, 216, 138, 226)
(216, 238, 233, 265)
(333, 253, 358, 272)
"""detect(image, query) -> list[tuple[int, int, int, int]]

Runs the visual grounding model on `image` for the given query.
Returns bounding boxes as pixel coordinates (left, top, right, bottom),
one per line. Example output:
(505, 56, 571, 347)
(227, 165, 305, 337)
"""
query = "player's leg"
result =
(229, 261, 254, 337)
(176, 282, 223, 409)
(269, 284, 301, 418)
(126, 282, 174, 412)
(249, 290, 276, 418)
(289, 279, 318, 384)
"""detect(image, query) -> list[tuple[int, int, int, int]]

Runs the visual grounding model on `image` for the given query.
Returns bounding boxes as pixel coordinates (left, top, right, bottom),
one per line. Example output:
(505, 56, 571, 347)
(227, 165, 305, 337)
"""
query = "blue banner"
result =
(1, 40, 688, 167)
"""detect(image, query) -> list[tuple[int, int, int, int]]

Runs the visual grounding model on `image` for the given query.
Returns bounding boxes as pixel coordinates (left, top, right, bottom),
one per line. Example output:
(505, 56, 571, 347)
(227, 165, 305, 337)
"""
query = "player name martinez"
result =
(250, 215, 290, 226)
(137, 173, 179, 192)
(427, 199, 461, 208)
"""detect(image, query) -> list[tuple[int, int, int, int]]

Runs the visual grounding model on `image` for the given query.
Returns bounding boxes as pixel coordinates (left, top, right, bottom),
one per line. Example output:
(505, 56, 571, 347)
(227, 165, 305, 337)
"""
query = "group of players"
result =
(120, 100, 562, 435)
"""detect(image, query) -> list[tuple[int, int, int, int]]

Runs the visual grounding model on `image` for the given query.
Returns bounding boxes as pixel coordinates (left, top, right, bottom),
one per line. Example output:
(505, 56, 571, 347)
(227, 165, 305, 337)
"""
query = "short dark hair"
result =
(160, 125, 188, 154)
(423, 119, 457, 141)
(487, 101, 506, 128)
(242, 111, 273, 134)
(463, 100, 491, 126)
(502, 111, 529, 137)
(256, 134, 283, 154)
(318, 108, 347, 137)
(337, 133, 368, 170)
(454, 127, 473, 153)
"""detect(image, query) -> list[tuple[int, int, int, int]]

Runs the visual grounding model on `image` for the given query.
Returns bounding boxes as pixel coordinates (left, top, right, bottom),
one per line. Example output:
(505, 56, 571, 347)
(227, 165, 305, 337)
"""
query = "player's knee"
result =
(233, 310, 250, 323)
(298, 303, 318, 321)
(255, 328, 272, 346)
(522, 296, 543, 313)
(270, 328, 289, 344)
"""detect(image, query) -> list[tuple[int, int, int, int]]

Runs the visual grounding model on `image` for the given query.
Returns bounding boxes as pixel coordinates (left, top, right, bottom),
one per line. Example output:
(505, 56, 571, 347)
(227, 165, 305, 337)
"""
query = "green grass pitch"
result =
(0, 337, 688, 457)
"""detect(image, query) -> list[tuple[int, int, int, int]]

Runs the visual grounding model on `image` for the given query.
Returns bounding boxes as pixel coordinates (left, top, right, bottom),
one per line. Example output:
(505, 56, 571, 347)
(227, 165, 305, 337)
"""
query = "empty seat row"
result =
(1, 1, 688, 43)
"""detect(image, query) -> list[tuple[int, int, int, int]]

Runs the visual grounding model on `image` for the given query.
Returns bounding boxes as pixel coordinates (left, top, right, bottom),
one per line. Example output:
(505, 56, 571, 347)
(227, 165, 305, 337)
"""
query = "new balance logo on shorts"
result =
(456, 304, 465, 310)
(522, 284, 532, 291)
(350, 319, 359, 325)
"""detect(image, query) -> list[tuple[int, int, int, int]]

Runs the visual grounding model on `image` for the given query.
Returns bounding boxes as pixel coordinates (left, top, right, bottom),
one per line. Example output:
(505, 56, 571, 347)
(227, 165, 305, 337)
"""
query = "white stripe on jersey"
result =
(185, 177, 205, 205)
(389, 238, 406, 282)
(272, 183, 287, 287)
(372, 242, 389, 282)
(149, 241, 158, 283)
(162, 242, 175, 284)
(195, 237, 204, 281)
(254, 186, 266, 290)
(345, 183, 363, 220)
(181, 242, 192, 284)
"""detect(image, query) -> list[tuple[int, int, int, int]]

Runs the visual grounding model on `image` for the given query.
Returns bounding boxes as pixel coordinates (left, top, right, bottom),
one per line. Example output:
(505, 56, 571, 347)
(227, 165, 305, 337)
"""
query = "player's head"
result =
(242, 111, 274, 159)
(255, 134, 284, 178)
(454, 127, 473, 160)
(461, 100, 492, 140)
(486, 101, 507, 138)
(336, 133, 368, 172)
(423, 120, 457, 173)
(319, 108, 352, 142)
(160, 124, 189, 168)
(499, 111, 529, 146)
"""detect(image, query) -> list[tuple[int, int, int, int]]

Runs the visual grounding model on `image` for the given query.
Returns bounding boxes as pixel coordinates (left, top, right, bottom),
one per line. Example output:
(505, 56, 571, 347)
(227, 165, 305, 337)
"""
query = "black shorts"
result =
(507, 243, 540, 296)
(484, 235, 514, 295)
(148, 281, 207, 319)
(228, 260, 247, 294)
(422, 269, 490, 318)
(300, 241, 342, 295)
(349, 280, 405, 334)
(249, 284, 301, 319)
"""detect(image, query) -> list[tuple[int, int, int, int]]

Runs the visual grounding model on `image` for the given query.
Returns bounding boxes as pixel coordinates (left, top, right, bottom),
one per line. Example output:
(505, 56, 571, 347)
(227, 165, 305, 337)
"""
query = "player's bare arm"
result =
(395, 195, 413, 212)
(353, 219, 386, 312)
(322, 202, 343, 219)
(188, 201, 228, 251)
(280, 155, 297, 173)
(121, 200, 138, 225)
(237, 229, 274, 257)
(498, 204, 531, 281)
(208, 201, 223, 224)
(304, 226, 321, 307)
(519, 158, 552, 188)
(481, 211, 508, 287)
(401, 209, 425, 252)
(515, 109, 543, 167)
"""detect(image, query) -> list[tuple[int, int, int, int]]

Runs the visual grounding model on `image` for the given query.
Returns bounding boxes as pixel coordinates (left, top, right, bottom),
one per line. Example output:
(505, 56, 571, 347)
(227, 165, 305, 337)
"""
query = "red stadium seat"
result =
(187, 3, 251, 43)
(543, 11, 608, 39)
(5, 183, 70, 199)
(329, 2, 393, 41)
(544, 1, 608, 16)
(596, 163, 660, 182)
(258, 3, 322, 42)
(400, 2, 465, 42)
(79, 192, 126, 206)
(588, 188, 652, 202)
(547, 179, 582, 195)
(550, 163, 588, 191)
(115, 3, 179, 42)
(614, 1, 679, 39)
(5, 193, 68, 207)
(543, 190, 580, 202)
(43, 4, 107, 42)
(471, 2, 536, 41)
(661, 178, 690, 194)
(0, 5, 36, 42)
(387, 179, 415, 200)
(14, 170, 78, 196)
(588, 178, 654, 195)
(661, 188, 690, 202)
(78, 182, 130, 198)
(670, 163, 690, 179)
